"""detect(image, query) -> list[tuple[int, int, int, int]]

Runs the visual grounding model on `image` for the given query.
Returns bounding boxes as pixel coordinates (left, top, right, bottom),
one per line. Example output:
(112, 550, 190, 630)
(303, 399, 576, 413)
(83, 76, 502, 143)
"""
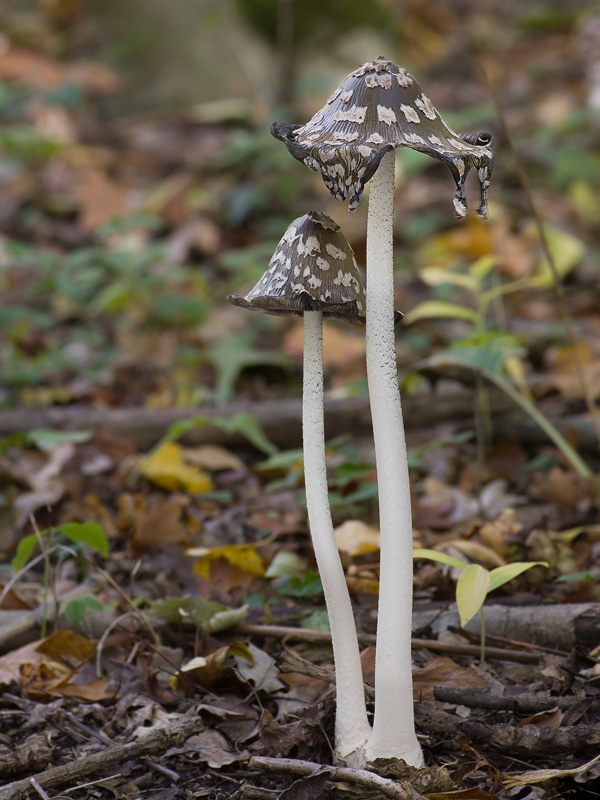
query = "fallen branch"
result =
(0, 716, 205, 800)
(249, 756, 427, 800)
(0, 392, 513, 451)
(433, 685, 578, 712)
(415, 702, 600, 757)
(232, 623, 542, 664)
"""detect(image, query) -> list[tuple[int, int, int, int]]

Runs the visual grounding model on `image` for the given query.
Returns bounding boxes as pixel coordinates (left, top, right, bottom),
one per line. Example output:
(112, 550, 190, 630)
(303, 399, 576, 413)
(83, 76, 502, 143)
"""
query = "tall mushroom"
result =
(228, 211, 401, 766)
(271, 58, 495, 767)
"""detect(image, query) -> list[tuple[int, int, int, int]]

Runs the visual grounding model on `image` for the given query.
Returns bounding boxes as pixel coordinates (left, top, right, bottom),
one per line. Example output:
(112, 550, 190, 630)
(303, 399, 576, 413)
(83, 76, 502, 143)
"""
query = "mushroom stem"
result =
(302, 310, 371, 766)
(363, 152, 423, 767)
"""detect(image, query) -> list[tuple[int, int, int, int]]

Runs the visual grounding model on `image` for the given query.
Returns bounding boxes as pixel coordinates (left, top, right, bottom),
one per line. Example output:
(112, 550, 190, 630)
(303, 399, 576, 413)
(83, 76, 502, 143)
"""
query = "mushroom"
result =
(228, 211, 402, 766)
(270, 58, 496, 767)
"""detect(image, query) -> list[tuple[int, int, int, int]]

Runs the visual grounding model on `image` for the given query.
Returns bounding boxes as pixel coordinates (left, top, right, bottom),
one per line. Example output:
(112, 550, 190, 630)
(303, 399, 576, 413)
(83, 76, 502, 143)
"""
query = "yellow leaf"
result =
(403, 300, 479, 326)
(192, 544, 265, 580)
(334, 520, 380, 556)
(456, 564, 490, 626)
(142, 443, 213, 493)
(530, 223, 585, 287)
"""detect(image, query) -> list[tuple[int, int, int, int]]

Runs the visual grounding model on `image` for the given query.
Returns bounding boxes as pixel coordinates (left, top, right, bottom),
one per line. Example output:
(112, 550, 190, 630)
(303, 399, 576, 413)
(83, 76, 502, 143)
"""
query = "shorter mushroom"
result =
(228, 211, 400, 766)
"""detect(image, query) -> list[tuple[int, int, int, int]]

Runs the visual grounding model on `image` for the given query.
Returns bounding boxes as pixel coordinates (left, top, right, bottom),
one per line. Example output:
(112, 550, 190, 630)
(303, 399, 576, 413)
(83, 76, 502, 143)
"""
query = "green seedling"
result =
(404, 253, 592, 480)
(8, 522, 109, 638)
(413, 548, 548, 664)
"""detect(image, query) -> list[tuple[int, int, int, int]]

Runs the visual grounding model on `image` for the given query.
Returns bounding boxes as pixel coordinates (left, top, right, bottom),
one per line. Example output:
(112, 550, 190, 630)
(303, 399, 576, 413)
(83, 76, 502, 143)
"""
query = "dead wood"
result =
(233, 623, 541, 664)
(433, 685, 579, 712)
(415, 702, 600, 757)
(0, 391, 514, 451)
(0, 715, 205, 800)
(249, 756, 427, 800)
(416, 603, 600, 652)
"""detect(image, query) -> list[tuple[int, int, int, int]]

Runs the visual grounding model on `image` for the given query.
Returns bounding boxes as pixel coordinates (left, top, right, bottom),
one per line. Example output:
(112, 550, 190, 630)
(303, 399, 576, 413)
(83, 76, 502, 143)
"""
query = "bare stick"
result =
(249, 756, 426, 800)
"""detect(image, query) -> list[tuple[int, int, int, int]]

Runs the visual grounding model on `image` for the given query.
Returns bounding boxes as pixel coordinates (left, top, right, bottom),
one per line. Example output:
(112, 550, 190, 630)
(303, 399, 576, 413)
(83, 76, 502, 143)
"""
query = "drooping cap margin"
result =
(271, 57, 495, 217)
(227, 211, 403, 326)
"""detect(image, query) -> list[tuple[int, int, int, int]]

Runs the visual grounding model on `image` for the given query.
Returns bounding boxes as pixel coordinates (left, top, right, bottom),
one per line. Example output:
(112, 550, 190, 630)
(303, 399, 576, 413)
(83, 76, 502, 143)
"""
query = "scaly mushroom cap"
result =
(271, 56, 495, 218)
(227, 211, 402, 326)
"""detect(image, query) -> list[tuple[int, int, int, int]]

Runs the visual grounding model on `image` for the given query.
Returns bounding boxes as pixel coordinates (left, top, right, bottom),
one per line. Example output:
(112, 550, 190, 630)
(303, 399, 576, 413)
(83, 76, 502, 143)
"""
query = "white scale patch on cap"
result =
(339, 90, 354, 103)
(307, 274, 321, 289)
(330, 130, 359, 142)
(365, 72, 392, 89)
(377, 105, 397, 125)
(396, 69, 413, 88)
(449, 137, 467, 150)
(281, 225, 298, 244)
(428, 134, 443, 147)
(333, 105, 367, 123)
(297, 235, 321, 255)
(327, 163, 345, 178)
(290, 282, 305, 293)
(405, 132, 426, 145)
(325, 243, 347, 260)
(400, 104, 420, 123)
(333, 270, 354, 287)
(316, 257, 330, 271)
(414, 94, 437, 120)
(357, 145, 373, 158)
(366, 132, 385, 143)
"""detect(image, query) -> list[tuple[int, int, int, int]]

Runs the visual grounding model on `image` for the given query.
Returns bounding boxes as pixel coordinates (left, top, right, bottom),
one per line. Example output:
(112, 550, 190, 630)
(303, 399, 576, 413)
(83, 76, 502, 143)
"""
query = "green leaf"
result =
(302, 610, 330, 630)
(468, 254, 498, 281)
(403, 300, 479, 326)
(208, 604, 248, 633)
(418, 267, 478, 291)
(213, 412, 278, 456)
(487, 561, 548, 593)
(12, 533, 40, 572)
(412, 548, 469, 571)
(456, 564, 490, 626)
(28, 429, 92, 453)
(57, 522, 109, 558)
(61, 595, 105, 625)
(265, 551, 307, 579)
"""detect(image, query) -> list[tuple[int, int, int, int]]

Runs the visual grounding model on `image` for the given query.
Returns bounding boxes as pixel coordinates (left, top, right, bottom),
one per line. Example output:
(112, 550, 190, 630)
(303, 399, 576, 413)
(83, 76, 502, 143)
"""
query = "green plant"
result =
(404, 253, 592, 479)
(5, 522, 109, 638)
(413, 548, 548, 664)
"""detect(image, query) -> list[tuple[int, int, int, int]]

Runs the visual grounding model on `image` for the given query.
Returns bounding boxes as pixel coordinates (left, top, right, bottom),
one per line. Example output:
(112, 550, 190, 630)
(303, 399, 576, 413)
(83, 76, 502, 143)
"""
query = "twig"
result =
(231, 623, 541, 664)
(249, 756, 427, 800)
(0, 716, 206, 800)
(433, 685, 577, 712)
(29, 779, 49, 800)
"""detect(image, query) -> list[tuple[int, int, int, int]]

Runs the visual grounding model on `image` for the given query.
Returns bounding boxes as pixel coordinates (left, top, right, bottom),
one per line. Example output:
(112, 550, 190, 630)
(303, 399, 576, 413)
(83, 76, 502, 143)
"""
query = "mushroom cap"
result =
(271, 56, 495, 218)
(227, 211, 402, 326)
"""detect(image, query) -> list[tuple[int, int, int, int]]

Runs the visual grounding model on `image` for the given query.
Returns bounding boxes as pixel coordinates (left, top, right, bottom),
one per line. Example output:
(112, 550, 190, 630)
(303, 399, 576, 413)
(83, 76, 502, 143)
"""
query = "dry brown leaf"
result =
(283, 320, 365, 367)
(71, 166, 130, 232)
(478, 509, 521, 558)
(181, 444, 245, 473)
(130, 494, 190, 552)
(412, 655, 486, 701)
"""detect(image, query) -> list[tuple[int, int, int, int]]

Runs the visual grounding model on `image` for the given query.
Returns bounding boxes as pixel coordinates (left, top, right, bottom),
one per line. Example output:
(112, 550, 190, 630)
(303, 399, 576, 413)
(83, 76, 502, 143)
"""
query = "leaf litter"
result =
(0, 3, 600, 799)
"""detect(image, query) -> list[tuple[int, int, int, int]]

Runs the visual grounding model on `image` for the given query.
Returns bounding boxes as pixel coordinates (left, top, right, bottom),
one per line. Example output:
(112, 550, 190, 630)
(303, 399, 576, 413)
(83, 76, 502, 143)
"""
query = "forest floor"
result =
(0, 3, 600, 798)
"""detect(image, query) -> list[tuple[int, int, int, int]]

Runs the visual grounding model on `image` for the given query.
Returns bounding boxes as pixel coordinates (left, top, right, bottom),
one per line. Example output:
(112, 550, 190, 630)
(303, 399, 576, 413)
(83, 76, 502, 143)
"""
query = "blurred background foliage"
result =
(0, 0, 599, 415)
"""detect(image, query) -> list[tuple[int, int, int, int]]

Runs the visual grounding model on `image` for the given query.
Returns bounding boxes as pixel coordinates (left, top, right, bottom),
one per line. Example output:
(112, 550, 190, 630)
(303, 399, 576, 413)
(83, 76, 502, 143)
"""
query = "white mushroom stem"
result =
(302, 310, 371, 766)
(364, 151, 423, 767)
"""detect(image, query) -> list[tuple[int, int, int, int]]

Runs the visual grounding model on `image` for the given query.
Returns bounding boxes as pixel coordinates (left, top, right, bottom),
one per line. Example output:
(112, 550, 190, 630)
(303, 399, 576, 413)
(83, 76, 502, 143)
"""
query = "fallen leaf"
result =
(71, 166, 130, 232)
(142, 443, 213, 493)
(478, 509, 521, 559)
(182, 729, 248, 768)
(233, 642, 284, 693)
(334, 519, 380, 556)
(412, 656, 486, 701)
(37, 630, 96, 663)
(283, 320, 365, 367)
(181, 444, 245, 472)
(190, 544, 265, 580)
(130, 494, 189, 551)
